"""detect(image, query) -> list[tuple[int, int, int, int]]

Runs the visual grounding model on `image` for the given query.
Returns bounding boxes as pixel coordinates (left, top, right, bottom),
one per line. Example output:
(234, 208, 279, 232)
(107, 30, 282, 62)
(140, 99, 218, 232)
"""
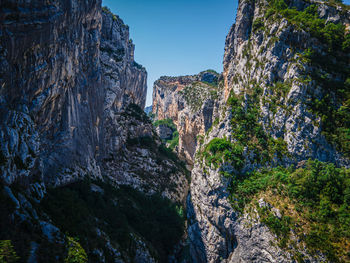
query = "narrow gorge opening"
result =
(1, 0, 350, 263)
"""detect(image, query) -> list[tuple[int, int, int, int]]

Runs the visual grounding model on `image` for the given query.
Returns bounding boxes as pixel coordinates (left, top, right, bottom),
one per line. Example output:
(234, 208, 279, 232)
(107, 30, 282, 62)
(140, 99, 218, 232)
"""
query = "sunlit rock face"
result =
(100, 10, 147, 112)
(187, 0, 350, 262)
(152, 71, 222, 164)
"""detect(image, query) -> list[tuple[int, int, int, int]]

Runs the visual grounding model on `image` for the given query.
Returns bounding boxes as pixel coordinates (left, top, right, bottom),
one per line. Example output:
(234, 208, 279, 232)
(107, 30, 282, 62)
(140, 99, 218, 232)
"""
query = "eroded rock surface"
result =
(0, 1, 187, 262)
(152, 71, 222, 164)
(187, 0, 350, 262)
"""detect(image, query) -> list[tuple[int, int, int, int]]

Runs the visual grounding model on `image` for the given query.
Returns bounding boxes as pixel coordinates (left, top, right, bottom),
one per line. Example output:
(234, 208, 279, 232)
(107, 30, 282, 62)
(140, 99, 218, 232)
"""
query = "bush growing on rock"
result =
(0, 240, 19, 263)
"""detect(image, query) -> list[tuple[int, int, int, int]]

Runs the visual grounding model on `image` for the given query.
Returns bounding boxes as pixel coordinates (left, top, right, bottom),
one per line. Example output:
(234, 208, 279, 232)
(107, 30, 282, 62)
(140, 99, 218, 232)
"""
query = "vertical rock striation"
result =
(0, 1, 148, 186)
(0, 0, 104, 186)
(100, 9, 147, 112)
(0, 1, 188, 262)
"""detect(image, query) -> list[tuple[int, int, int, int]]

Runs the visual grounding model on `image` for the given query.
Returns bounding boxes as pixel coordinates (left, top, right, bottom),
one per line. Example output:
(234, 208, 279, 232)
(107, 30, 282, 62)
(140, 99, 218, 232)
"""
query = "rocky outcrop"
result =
(156, 125, 174, 140)
(152, 71, 222, 164)
(223, 0, 350, 167)
(188, 0, 350, 262)
(101, 104, 189, 203)
(101, 8, 147, 112)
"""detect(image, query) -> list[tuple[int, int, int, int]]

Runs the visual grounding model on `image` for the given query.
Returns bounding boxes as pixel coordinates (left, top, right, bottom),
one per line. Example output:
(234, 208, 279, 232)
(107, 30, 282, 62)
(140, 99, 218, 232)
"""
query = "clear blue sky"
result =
(102, 0, 238, 106)
(102, 0, 350, 107)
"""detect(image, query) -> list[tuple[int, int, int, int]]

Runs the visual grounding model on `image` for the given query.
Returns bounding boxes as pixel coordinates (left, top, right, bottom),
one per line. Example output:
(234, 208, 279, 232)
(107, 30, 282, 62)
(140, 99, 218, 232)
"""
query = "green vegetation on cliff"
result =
(266, 0, 350, 156)
(201, 89, 288, 169)
(0, 240, 19, 263)
(65, 237, 88, 263)
(202, 138, 244, 170)
(153, 118, 179, 150)
(179, 81, 220, 111)
(228, 160, 350, 262)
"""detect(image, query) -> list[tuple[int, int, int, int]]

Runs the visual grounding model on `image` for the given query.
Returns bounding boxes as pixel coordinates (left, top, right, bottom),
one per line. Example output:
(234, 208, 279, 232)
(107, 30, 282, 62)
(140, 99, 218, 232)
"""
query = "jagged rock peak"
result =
(101, 6, 147, 110)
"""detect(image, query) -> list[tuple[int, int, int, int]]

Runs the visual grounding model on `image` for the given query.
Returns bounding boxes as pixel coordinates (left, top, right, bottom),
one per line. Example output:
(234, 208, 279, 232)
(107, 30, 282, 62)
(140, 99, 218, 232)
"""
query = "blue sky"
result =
(102, 0, 238, 106)
(102, 0, 350, 107)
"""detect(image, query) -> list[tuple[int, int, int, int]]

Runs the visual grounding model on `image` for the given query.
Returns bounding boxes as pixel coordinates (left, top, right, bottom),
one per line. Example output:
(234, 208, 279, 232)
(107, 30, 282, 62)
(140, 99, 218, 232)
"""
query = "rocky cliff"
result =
(0, 1, 148, 187)
(187, 0, 350, 262)
(101, 8, 147, 112)
(1, 0, 350, 262)
(0, 0, 104, 186)
(0, 1, 188, 262)
(152, 71, 222, 164)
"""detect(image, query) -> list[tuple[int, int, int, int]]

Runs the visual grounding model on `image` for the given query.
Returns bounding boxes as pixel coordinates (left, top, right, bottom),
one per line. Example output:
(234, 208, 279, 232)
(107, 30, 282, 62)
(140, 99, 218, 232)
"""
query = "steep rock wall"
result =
(0, 1, 148, 186)
(188, 0, 350, 262)
(0, 2, 188, 262)
(152, 71, 221, 164)
(0, 0, 103, 186)
(101, 9, 147, 112)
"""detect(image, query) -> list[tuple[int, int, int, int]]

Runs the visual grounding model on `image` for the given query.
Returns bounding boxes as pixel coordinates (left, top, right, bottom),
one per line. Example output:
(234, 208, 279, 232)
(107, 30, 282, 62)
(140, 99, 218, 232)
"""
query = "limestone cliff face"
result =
(0, 1, 148, 186)
(223, 0, 350, 167)
(0, 1, 188, 262)
(152, 71, 221, 164)
(0, 0, 103, 186)
(102, 104, 189, 203)
(101, 9, 147, 112)
(188, 0, 350, 262)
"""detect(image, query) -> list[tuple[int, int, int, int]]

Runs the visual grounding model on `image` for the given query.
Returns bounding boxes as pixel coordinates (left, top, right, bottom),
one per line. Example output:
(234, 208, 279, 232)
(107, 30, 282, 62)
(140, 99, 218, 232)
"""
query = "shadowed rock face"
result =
(101, 10, 147, 112)
(0, 2, 188, 262)
(0, 0, 147, 186)
(0, 0, 104, 185)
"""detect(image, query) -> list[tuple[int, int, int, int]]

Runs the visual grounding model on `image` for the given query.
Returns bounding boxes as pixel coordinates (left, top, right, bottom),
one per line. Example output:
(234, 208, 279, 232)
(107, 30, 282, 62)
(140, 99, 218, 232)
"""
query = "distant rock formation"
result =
(152, 70, 222, 164)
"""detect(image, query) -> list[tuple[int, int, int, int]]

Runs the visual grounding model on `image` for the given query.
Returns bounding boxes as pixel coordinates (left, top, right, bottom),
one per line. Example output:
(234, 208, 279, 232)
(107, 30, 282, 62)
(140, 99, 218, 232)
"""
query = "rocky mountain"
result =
(1, 0, 350, 262)
(187, 0, 350, 262)
(152, 0, 350, 262)
(152, 71, 222, 164)
(0, 1, 188, 262)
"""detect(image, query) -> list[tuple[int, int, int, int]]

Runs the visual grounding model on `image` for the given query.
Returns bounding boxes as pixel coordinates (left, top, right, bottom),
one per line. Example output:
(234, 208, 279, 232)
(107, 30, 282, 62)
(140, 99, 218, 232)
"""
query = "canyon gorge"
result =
(0, 0, 350, 262)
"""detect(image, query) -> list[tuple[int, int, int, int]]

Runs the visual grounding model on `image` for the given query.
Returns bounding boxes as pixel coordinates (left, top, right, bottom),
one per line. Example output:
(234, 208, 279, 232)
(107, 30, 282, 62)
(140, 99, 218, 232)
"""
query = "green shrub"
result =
(153, 118, 180, 150)
(252, 18, 264, 32)
(0, 240, 19, 263)
(202, 138, 244, 169)
(102, 6, 118, 21)
(153, 118, 176, 131)
(65, 237, 88, 263)
(167, 131, 179, 150)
